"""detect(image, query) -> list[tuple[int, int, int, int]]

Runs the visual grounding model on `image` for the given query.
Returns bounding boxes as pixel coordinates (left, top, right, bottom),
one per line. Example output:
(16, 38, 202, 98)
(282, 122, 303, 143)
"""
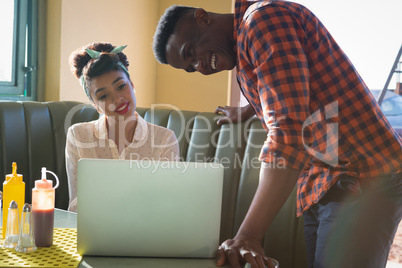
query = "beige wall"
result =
(45, 0, 232, 111)
(155, 0, 232, 112)
(43, 0, 61, 101)
(54, 0, 158, 106)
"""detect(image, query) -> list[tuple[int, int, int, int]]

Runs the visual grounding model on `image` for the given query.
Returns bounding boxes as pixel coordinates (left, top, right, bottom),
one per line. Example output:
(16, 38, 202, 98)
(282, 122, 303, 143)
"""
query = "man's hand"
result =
(216, 235, 276, 268)
(216, 164, 300, 268)
(214, 104, 254, 125)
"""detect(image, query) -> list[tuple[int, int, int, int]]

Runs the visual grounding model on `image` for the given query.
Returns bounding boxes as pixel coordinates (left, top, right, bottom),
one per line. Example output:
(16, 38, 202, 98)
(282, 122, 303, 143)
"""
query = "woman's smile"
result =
(115, 101, 130, 114)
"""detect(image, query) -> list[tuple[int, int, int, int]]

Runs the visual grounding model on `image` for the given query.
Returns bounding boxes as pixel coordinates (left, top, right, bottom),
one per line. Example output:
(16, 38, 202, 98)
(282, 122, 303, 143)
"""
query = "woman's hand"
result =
(216, 235, 275, 268)
(214, 104, 255, 125)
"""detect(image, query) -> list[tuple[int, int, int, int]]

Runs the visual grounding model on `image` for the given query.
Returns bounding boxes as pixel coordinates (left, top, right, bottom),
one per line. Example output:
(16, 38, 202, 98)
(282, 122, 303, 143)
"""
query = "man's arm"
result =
(216, 163, 300, 268)
(214, 104, 255, 125)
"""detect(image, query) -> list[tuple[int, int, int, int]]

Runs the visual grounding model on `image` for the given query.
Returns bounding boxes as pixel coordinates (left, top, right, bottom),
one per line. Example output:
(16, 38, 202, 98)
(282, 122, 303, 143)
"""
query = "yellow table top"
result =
(0, 228, 81, 267)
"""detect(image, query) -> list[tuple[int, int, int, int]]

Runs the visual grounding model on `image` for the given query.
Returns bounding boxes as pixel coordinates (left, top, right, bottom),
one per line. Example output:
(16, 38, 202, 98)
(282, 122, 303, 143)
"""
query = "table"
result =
(2, 209, 229, 267)
(55, 209, 227, 267)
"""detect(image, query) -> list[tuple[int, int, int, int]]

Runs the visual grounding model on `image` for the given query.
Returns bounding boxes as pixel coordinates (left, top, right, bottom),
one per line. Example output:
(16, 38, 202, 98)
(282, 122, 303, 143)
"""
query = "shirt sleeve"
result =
(241, 5, 313, 170)
(65, 126, 80, 212)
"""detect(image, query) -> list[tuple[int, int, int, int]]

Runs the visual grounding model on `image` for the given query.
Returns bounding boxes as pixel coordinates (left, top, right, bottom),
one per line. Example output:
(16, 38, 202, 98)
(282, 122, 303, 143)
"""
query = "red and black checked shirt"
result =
(234, 0, 402, 216)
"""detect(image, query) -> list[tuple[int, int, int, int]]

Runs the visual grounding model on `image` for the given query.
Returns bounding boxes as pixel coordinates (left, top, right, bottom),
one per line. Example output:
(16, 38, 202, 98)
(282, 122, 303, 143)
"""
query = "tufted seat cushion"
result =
(0, 101, 307, 268)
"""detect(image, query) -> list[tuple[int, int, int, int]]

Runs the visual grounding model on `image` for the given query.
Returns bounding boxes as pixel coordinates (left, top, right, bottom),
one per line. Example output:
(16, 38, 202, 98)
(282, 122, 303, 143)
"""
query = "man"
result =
(152, 1, 402, 267)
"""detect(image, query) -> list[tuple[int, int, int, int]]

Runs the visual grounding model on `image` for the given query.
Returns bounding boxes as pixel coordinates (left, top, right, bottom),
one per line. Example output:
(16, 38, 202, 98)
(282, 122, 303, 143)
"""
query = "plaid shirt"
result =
(234, 0, 402, 216)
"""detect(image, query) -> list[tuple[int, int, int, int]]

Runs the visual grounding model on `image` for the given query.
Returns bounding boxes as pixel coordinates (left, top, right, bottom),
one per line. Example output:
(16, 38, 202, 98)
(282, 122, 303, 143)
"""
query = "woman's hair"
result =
(69, 42, 130, 98)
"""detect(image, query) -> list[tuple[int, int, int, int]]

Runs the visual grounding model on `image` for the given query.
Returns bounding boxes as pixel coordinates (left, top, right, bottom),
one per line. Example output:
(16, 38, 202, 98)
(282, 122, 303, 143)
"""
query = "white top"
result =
(65, 112, 180, 212)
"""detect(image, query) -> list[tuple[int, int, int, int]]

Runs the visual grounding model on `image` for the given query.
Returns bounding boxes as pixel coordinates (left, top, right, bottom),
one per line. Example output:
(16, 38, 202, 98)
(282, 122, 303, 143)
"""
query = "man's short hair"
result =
(153, 5, 196, 64)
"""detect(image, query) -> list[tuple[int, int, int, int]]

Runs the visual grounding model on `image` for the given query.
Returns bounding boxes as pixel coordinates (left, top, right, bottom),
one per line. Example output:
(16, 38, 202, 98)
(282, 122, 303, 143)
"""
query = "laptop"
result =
(76, 158, 224, 258)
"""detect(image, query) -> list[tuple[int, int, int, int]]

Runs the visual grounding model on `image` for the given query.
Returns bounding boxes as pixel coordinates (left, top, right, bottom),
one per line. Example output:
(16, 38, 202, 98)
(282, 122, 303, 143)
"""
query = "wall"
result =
(43, 0, 61, 101)
(45, 0, 233, 112)
(53, 0, 158, 107)
(155, 0, 232, 112)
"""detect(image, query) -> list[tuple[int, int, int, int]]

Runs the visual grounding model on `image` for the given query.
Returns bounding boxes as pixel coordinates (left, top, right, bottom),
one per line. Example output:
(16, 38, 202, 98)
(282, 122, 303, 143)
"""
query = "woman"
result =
(66, 42, 180, 212)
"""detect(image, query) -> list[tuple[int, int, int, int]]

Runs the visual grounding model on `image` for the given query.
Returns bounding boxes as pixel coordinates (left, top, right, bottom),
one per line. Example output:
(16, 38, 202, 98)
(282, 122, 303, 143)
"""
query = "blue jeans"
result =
(303, 173, 402, 268)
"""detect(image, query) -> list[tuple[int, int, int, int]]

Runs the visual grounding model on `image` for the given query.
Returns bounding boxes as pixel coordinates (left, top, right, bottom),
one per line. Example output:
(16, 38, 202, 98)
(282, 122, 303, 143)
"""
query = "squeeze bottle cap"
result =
(34, 167, 59, 189)
(5, 162, 23, 183)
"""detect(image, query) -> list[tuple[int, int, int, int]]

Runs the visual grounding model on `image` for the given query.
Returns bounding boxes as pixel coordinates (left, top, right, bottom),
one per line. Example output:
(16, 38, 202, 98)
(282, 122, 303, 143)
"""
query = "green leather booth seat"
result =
(0, 101, 307, 268)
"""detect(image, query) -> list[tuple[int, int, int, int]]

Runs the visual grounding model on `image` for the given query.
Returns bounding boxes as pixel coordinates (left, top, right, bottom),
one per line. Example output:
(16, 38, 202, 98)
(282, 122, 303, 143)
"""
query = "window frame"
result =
(0, 0, 38, 101)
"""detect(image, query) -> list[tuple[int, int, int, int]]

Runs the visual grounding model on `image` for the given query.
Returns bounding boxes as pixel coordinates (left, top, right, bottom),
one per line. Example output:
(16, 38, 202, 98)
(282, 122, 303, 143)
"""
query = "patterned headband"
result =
(80, 45, 129, 97)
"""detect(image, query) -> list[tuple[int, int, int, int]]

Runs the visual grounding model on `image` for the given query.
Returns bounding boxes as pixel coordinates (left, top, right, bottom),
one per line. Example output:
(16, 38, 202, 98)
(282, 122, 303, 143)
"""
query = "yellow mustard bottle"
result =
(2, 162, 25, 239)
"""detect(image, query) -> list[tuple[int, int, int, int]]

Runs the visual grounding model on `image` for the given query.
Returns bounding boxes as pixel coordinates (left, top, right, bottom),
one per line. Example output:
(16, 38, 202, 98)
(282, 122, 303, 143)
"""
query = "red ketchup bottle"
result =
(32, 167, 59, 247)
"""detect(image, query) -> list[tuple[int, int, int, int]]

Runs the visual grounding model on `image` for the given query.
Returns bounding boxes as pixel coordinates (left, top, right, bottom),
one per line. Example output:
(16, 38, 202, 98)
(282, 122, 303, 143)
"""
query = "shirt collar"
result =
(93, 112, 147, 143)
(132, 112, 148, 142)
(94, 114, 107, 140)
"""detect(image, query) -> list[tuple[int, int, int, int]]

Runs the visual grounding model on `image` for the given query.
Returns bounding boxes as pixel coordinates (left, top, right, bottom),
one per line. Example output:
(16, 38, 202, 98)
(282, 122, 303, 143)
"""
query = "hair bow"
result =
(85, 45, 127, 59)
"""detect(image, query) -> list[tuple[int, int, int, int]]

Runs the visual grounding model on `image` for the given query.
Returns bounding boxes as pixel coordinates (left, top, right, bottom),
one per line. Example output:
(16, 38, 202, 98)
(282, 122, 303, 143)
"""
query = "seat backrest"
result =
(0, 101, 307, 267)
(0, 101, 99, 210)
(136, 107, 307, 267)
